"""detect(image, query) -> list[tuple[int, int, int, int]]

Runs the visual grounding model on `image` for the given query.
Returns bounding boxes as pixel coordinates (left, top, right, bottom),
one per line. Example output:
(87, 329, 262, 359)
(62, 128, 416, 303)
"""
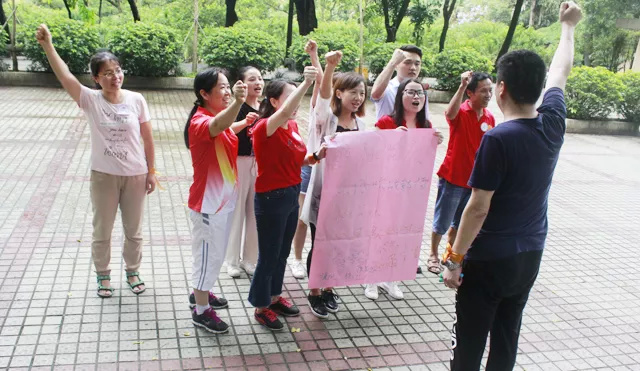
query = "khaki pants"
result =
(90, 170, 147, 275)
(225, 156, 258, 267)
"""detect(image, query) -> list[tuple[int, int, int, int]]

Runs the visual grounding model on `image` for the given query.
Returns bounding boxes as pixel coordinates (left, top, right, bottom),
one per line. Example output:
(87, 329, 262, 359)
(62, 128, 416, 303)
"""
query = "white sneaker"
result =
(240, 261, 256, 276)
(227, 265, 242, 278)
(364, 284, 379, 300)
(379, 281, 404, 300)
(290, 259, 307, 279)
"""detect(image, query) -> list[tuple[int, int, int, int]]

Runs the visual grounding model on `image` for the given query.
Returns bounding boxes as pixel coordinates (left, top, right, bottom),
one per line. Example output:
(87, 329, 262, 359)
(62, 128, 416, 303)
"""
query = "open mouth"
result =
(411, 101, 420, 106)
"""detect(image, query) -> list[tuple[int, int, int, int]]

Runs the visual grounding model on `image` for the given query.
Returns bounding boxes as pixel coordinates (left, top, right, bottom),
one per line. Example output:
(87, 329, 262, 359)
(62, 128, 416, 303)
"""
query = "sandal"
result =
(97, 275, 114, 298)
(427, 257, 443, 275)
(125, 272, 146, 295)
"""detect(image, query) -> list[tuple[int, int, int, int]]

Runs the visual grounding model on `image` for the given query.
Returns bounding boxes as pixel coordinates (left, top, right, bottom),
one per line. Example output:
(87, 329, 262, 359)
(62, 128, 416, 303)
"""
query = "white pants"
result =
(225, 156, 258, 267)
(191, 210, 233, 291)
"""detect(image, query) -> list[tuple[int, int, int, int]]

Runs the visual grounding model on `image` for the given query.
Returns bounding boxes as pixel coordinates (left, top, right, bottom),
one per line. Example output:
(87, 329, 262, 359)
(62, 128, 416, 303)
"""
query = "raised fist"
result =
(232, 80, 247, 102)
(305, 39, 318, 55)
(461, 71, 473, 87)
(36, 24, 52, 45)
(390, 49, 406, 66)
(302, 66, 318, 84)
(559, 1, 582, 27)
(246, 112, 259, 126)
(325, 51, 343, 67)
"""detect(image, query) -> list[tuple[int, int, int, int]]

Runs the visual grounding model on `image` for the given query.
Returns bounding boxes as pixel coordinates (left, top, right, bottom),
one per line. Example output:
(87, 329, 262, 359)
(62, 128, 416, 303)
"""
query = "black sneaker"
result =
(254, 309, 283, 331)
(417, 266, 423, 274)
(189, 292, 228, 309)
(268, 296, 300, 317)
(308, 294, 329, 318)
(192, 307, 229, 334)
(321, 290, 340, 314)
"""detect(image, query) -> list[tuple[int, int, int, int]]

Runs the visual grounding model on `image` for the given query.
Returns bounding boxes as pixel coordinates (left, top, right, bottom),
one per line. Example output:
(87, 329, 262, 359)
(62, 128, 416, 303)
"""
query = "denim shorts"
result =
(432, 177, 472, 235)
(300, 165, 312, 194)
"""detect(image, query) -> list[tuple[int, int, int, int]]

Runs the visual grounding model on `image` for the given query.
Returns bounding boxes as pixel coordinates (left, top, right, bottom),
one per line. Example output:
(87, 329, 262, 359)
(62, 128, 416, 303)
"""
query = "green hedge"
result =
(201, 27, 282, 79)
(20, 18, 101, 74)
(619, 72, 640, 123)
(431, 48, 493, 91)
(108, 23, 181, 77)
(566, 66, 623, 120)
(288, 25, 359, 72)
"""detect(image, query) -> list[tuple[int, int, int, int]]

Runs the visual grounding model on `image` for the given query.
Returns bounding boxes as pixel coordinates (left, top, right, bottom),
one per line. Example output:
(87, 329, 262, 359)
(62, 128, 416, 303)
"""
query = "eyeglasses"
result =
(403, 89, 425, 97)
(99, 68, 123, 78)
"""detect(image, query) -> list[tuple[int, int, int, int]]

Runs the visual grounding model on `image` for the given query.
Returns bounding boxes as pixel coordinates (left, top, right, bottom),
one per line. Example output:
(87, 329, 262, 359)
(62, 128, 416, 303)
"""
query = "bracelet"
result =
(148, 167, 156, 175)
(306, 154, 317, 165)
(312, 152, 320, 161)
(442, 243, 465, 264)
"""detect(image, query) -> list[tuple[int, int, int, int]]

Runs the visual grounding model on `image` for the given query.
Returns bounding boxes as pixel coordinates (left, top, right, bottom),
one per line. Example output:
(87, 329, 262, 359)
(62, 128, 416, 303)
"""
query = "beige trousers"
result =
(225, 156, 258, 267)
(90, 170, 147, 276)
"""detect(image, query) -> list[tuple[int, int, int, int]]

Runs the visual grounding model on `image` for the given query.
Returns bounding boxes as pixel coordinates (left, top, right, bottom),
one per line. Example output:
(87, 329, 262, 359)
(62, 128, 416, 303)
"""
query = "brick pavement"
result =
(0, 86, 639, 371)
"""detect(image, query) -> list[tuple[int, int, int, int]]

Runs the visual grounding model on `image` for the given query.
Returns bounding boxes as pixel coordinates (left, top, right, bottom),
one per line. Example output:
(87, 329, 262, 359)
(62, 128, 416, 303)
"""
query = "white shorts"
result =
(190, 210, 233, 292)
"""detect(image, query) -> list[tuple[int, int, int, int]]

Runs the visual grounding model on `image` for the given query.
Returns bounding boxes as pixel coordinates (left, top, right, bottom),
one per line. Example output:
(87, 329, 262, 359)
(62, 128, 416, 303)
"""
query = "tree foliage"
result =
(565, 66, 624, 120)
(407, 0, 441, 47)
(375, 0, 411, 42)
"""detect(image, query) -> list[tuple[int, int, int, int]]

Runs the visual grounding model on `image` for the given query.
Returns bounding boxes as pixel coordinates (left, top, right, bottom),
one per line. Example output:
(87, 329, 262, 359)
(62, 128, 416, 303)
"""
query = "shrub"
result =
(619, 72, 640, 122)
(0, 31, 7, 72)
(108, 22, 181, 77)
(431, 48, 493, 91)
(201, 27, 282, 80)
(20, 18, 101, 73)
(565, 66, 623, 120)
(288, 23, 360, 72)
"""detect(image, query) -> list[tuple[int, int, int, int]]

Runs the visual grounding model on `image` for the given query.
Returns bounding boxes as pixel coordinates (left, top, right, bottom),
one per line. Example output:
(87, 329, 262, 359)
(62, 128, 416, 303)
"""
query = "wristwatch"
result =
(441, 243, 464, 270)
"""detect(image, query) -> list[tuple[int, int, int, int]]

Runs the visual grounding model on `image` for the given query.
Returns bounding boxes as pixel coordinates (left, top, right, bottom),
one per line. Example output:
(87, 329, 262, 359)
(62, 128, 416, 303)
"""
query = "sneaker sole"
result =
(255, 320, 284, 331)
(325, 306, 339, 314)
(308, 305, 329, 319)
(271, 310, 300, 317)
(192, 320, 229, 334)
(188, 303, 229, 310)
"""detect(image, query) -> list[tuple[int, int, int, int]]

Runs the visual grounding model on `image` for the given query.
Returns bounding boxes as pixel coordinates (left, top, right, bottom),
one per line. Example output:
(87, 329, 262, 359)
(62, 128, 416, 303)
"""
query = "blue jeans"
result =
(432, 178, 472, 236)
(248, 184, 300, 307)
(300, 165, 312, 194)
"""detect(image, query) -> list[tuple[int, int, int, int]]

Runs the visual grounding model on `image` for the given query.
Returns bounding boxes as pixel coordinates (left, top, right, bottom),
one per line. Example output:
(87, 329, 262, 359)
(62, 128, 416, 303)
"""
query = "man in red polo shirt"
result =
(426, 71, 495, 274)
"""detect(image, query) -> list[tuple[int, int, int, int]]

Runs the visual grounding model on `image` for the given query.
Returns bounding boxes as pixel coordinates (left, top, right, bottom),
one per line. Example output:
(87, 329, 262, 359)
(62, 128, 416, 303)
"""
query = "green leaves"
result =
(566, 66, 624, 120)
(20, 19, 101, 74)
(618, 72, 640, 123)
(108, 22, 181, 77)
(431, 48, 493, 91)
(200, 27, 282, 80)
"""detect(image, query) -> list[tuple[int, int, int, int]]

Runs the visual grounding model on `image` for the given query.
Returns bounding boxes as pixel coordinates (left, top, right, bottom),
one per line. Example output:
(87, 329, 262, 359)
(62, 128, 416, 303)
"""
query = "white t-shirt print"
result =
(79, 86, 150, 176)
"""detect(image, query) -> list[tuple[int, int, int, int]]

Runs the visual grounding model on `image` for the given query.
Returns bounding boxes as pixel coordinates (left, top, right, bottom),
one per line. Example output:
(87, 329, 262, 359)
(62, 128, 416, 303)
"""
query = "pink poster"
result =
(308, 129, 439, 289)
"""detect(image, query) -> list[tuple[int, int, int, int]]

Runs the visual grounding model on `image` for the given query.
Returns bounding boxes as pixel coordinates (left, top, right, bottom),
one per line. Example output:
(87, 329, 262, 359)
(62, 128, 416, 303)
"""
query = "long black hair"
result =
(390, 78, 431, 128)
(184, 67, 229, 149)
(257, 79, 296, 121)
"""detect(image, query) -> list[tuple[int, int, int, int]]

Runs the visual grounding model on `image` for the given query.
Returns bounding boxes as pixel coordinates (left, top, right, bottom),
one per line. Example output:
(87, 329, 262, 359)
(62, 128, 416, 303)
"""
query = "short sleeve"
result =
(78, 85, 96, 110)
(189, 112, 214, 144)
(249, 118, 267, 142)
(468, 134, 506, 191)
(375, 115, 398, 130)
(136, 94, 151, 123)
(537, 88, 566, 121)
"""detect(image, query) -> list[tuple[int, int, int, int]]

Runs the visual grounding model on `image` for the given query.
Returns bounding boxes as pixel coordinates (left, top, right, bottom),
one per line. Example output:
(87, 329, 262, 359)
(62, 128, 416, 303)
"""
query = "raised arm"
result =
(36, 24, 83, 103)
(445, 71, 472, 121)
(545, 1, 582, 91)
(209, 80, 247, 137)
(266, 66, 317, 136)
(371, 49, 406, 100)
(230, 112, 259, 134)
(305, 40, 324, 108)
(320, 51, 342, 99)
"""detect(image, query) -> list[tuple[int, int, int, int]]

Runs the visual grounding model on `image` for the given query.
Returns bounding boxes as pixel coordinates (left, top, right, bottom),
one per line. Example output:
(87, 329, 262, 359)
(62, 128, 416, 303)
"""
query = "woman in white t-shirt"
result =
(36, 24, 156, 298)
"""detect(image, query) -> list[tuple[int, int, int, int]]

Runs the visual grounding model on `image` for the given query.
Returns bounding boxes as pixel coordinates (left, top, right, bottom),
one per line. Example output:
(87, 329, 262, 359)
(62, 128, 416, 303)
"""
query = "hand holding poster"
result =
(308, 129, 438, 289)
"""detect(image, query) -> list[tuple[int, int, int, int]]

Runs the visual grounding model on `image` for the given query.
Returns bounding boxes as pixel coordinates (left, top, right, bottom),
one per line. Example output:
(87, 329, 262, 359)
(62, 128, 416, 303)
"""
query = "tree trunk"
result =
(439, 0, 457, 52)
(225, 0, 238, 27)
(583, 32, 592, 66)
(98, 0, 103, 23)
(294, 0, 318, 36)
(1, 0, 10, 39)
(496, 0, 525, 65)
(286, 0, 294, 58)
(528, 0, 537, 28)
(126, 0, 140, 22)
(62, 0, 73, 19)
(381, 0, 411, 43)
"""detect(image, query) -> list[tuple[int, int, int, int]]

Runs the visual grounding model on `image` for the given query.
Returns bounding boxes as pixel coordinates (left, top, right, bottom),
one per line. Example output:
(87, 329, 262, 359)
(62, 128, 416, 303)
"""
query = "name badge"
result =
(480, 122, 491, 132)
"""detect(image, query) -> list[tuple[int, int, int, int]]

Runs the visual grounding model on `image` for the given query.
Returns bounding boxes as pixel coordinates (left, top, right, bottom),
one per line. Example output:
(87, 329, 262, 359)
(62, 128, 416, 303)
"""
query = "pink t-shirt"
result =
(78, 86, 150, 176)
(188, 107, 239, 214)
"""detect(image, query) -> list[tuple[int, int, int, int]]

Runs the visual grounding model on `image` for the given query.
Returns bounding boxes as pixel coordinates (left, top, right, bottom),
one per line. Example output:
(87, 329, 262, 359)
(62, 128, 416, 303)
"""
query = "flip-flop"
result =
(125, 272, 146, 295)
(97, 275, 114, 298)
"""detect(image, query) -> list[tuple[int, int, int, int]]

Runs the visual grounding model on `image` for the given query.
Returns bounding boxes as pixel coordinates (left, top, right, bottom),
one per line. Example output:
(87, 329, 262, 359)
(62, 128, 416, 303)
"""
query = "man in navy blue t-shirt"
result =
(440, 2, 583, 370)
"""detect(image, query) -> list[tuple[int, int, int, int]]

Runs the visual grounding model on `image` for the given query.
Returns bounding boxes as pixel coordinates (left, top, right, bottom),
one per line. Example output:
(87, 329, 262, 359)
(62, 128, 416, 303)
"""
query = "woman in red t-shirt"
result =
(368, 78, 443, 301)
(183, 67, 248, 334)
(249, 67, 327, 331)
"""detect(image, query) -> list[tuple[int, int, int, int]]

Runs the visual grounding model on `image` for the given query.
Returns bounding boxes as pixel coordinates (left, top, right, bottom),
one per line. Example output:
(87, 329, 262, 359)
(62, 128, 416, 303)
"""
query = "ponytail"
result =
(184, 102, 199, 149)
(257, 79, 296, 121)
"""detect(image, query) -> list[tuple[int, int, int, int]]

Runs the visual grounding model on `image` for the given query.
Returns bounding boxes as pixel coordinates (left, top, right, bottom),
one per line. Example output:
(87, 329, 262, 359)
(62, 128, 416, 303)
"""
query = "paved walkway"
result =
(1, 86, 639, 371)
